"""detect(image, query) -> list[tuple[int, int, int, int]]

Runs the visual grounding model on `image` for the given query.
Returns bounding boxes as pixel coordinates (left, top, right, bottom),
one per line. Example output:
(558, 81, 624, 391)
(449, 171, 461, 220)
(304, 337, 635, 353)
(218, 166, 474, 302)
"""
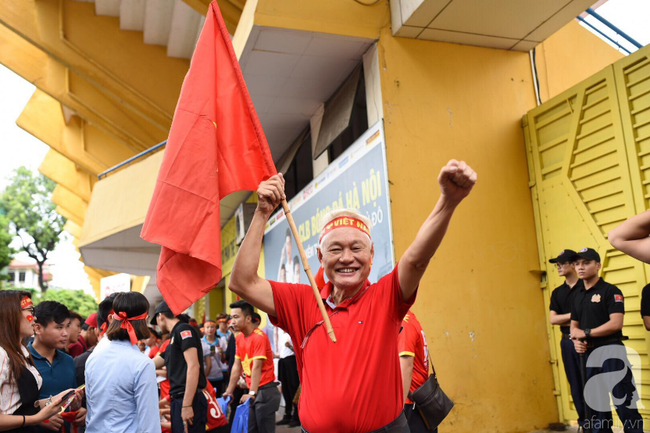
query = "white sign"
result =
(100, 273, 131, 300)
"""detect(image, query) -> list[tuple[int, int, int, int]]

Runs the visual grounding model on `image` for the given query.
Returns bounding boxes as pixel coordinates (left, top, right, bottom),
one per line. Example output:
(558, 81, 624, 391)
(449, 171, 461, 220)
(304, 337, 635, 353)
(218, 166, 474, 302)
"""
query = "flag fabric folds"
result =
(141, 1, 276, 314)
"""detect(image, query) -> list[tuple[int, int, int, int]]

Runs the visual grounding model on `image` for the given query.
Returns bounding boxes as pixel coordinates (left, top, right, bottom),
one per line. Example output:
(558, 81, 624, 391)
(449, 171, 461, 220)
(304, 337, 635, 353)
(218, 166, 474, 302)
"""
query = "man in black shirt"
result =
(570, 248, 643, 433)
(153, 300, 207, 433)
(640, 284, 650, 331)
(548, 249, 585, 428)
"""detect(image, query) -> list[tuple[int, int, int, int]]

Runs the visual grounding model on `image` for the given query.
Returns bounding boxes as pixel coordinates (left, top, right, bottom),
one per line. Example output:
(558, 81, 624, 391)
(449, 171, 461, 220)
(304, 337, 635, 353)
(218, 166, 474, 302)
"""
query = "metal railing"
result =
(98, 140, 167, 180)
(577, 7, 643, 56)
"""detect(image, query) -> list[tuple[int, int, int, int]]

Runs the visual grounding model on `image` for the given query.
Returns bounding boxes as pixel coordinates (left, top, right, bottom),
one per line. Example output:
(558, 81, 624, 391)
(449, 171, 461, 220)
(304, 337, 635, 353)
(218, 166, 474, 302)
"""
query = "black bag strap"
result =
(427, 351, 437, 379)
(408, 351, 438, 401)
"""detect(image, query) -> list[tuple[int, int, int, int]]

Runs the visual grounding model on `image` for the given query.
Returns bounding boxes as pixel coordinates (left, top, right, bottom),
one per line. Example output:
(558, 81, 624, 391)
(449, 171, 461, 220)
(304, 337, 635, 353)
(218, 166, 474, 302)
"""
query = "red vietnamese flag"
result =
(141, 1, 276, 314)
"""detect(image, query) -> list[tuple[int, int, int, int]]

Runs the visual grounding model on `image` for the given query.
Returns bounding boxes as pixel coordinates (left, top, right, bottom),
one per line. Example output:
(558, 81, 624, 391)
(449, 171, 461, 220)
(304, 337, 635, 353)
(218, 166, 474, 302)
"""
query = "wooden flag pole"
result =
(281, 200, 337, 343)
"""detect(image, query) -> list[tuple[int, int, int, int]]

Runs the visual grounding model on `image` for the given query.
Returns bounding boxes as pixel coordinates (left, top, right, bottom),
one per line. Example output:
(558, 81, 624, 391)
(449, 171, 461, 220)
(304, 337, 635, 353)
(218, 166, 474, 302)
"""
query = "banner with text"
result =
(263, 121, 395, 286)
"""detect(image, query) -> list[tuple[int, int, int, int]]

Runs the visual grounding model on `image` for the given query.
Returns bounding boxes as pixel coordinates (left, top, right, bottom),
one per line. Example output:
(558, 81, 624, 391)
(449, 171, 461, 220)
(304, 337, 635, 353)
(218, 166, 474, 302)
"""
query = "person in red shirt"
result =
(399, 310, 433, 432)
(67, 312, 86, 358)
(223, 300, 279, 433)
(228, 160, 476, 433)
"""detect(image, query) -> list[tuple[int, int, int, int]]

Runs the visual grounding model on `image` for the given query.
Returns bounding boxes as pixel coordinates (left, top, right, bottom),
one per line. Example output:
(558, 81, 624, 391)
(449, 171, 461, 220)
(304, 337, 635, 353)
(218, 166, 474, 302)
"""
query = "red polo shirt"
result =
(68, 335, 87, 358)
(398, 311, 430, 404)
(269, 265, 416, 433)
(235, 328, 275, 388)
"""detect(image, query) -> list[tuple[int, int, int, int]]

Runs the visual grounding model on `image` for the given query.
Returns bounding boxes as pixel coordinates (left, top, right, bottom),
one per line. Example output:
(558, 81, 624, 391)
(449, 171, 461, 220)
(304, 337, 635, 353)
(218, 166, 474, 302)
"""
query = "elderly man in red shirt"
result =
(229, 159, 476, 433)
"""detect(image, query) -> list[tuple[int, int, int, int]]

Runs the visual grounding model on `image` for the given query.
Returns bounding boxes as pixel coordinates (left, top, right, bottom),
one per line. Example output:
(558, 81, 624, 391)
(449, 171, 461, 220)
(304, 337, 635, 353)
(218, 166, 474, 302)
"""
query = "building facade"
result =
(0, 0, 637, 430)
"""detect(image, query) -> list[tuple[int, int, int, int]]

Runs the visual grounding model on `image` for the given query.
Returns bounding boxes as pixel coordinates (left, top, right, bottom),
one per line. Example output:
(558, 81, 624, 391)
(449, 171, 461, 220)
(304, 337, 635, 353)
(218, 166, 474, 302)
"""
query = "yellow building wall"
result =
(220, 195, 266, 324)
(376, 21, 624, 432)
(208, 286, 225, 319)
(536, 21, 625, 102)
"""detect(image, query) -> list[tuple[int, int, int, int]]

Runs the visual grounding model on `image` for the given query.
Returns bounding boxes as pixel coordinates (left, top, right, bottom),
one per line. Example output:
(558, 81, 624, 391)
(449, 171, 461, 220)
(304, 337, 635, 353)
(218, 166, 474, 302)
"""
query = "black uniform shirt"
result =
(641, 283, 650, 317)
(571, 278, 625, 344)
(549, 279, 583, 334)
(165, 322, 207, 397)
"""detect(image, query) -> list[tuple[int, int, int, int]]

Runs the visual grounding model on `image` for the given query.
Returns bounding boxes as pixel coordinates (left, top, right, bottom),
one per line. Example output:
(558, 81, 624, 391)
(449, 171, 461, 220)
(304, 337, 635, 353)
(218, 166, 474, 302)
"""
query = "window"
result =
(8, 272, 15, 282)
(327, 71, 368, 162)
(18, 272, 26, 283)
(284, 131, 313, 202)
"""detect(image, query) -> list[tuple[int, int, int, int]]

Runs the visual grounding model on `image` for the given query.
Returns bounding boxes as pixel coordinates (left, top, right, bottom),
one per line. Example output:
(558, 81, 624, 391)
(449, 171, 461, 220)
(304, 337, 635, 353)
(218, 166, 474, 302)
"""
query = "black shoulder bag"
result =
(407, 353, 454, 430)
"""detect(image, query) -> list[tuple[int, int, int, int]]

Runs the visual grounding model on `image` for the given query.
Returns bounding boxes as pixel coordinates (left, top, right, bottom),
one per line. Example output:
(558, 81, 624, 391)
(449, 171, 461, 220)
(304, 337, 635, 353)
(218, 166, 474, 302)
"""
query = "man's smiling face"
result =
(318, 227, 374, 292)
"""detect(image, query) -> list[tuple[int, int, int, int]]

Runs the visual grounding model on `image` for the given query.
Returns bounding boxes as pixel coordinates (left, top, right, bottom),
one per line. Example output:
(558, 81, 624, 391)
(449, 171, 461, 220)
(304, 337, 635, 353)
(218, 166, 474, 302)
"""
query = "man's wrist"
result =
(439, 194, 461, 210)
(255, 207, 273, 219)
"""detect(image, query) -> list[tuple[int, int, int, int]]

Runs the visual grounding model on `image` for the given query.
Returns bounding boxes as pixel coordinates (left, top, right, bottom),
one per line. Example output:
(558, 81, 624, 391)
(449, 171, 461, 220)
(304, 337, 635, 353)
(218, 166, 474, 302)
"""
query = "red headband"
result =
(319, 216, 370, 244)
(112, 311, 149, 345)
(21, 296, 33, 309)
(21, 297, 35, 322)
(99, 309, 114, 337)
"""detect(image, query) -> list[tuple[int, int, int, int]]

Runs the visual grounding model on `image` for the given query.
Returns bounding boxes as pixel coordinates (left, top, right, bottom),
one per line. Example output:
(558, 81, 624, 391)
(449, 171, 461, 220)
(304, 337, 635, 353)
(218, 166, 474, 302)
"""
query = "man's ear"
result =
(317, 247, 323, 263)
(33, 323, 42, 336)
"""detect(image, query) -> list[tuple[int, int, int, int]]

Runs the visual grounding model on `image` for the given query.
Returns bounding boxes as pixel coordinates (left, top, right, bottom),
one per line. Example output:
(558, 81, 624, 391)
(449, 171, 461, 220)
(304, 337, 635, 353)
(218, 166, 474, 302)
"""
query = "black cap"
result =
(574, 247, 600, 263)
(151, 300, 173, 325)
(549, 249, 577, 264)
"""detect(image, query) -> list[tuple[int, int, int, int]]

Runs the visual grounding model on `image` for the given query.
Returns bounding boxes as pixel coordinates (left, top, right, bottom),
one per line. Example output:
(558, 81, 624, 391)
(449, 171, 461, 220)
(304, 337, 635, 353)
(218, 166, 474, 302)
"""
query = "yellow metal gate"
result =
(523, 43, 650, 424)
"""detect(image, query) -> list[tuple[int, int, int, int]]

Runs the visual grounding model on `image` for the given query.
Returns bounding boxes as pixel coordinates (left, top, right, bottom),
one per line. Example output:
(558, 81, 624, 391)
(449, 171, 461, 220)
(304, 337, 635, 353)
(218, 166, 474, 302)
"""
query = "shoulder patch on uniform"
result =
(614, 294, 624, 303)
(180, 330, 192, 339)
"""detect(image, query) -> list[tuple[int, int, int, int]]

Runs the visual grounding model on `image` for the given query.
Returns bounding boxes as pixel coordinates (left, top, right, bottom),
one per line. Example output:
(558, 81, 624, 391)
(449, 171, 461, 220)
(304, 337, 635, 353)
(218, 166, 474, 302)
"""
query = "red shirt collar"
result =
(320, 279, 372, 308)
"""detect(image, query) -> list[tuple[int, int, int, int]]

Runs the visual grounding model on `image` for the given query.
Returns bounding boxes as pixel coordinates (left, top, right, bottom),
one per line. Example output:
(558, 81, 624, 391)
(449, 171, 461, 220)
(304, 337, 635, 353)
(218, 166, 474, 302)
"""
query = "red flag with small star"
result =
(141, 1, 276, 314)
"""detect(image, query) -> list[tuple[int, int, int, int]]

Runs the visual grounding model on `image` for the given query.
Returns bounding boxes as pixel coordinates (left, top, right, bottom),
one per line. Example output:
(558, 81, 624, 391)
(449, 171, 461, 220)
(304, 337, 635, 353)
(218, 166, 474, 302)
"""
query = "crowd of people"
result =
(0, 159, 476, 433)
(0, 286, 439, 433)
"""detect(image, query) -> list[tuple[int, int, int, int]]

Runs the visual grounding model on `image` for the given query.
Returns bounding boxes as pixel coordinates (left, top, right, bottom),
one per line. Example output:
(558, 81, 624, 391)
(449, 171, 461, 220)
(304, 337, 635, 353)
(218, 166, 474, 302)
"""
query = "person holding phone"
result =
(201, 320, 227, 396)
(0, 290, 75, 432)
(29, 301, 85, 433)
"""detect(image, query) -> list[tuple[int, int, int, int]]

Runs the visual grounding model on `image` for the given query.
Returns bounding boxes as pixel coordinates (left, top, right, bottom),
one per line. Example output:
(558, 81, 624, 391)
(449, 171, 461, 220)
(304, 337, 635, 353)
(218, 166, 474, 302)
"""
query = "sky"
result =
(579, 0, 650, 54)
(0, 0, 648, 296)
(0, 65, 93, 295)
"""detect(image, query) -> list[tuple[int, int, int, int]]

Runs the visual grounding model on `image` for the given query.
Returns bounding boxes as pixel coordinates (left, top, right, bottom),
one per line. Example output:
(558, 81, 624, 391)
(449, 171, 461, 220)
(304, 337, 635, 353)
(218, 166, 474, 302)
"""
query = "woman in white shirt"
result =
(0, 290, 70, 432)
(85, 291, 160, 433)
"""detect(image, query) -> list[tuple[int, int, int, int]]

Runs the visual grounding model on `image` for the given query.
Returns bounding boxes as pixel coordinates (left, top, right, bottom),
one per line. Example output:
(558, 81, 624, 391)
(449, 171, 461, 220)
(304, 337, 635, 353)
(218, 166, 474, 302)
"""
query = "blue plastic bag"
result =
(216, 395, 231, 416)
(230, 399, 250, 433)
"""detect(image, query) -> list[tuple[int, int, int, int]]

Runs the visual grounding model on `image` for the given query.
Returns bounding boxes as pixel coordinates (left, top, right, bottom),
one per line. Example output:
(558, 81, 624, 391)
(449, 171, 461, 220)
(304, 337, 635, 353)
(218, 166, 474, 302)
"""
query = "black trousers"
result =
(403, 404, 432, 433)
(583, 344, 643, 433)
(208, 378, 225, 397)
(171, 391, 208, 433)
(560, 336, 586, 425)
(278, 355, 300, 420)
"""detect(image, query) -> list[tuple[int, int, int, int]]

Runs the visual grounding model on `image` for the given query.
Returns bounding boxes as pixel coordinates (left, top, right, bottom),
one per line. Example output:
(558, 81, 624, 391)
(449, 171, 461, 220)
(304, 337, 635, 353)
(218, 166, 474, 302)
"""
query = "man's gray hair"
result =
(318, 208, 372, 247)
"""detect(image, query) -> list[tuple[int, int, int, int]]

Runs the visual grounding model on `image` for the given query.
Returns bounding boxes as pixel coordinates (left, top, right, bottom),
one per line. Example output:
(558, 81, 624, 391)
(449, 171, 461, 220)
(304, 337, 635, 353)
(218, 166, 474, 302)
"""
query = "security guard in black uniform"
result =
(570, 248, 643, 433)
(548, 249, 585, 428)
(640, 283, 650, 330)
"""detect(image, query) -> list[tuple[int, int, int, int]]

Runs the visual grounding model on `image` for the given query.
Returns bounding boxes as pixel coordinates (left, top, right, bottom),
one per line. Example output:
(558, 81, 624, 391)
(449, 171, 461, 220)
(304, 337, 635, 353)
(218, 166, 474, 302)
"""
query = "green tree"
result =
(35, 288, 98, 318)
(0, 215, 15, 280)
(0, 167, 66, 292)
